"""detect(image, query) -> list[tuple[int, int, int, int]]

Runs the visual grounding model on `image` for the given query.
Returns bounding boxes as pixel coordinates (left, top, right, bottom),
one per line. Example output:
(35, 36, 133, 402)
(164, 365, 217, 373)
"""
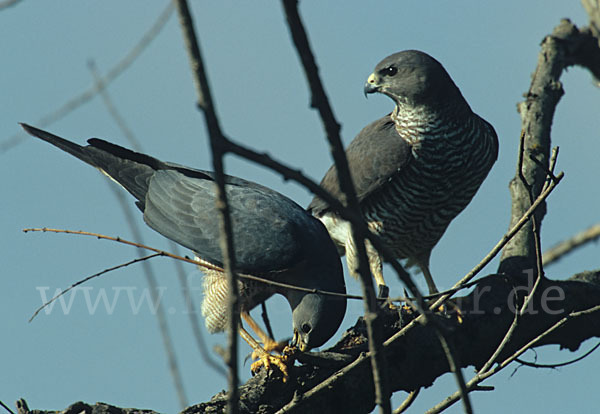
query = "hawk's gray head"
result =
(289, 291, 346, 351)
(364, 50, 465, 108)
(285, 239, 346, 352)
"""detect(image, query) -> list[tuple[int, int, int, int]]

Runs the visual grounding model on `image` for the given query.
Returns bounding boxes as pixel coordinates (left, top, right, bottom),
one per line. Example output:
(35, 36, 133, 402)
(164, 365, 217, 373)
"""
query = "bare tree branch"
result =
(500, 18, 600, 275)
(15, 400, 159, 414)
(89, 59, 190, 408)
(425, 301, 600, 414)
(582, 0, 600, 78)
(280, 1, 390, 411)
(175, 2, 241, 413)
(90, 57, 222, 375)
(392, 389, 419, 414)
(28, 252, 161, 322)
(543, 223, 600, 266)
(515, 340, 600, 368)
(180, 270, 600, 414)
(0, 400, 16, 414)
(88, 60, 144, 151)
(425, 15, 600, 413)
(22, 227, 365, 300)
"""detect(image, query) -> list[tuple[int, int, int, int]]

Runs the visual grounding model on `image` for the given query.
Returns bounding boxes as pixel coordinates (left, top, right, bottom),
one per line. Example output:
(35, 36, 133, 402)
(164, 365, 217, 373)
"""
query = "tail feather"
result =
(21, 123, 154, 206)
(20, 123, 95, 166)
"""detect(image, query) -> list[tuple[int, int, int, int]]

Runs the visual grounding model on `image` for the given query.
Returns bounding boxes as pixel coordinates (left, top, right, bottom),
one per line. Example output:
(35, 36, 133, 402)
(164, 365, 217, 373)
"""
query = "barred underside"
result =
(201, 269, 230, 333)
(199, 262, 277, 333)
(362, 107, 497, 265)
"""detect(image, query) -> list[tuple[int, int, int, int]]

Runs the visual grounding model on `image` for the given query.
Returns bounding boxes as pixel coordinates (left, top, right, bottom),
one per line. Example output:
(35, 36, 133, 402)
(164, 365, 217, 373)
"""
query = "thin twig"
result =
(387, 171, 564, 347)
(24, 227, 215, 267)
(425, 304, 600, 414)
(478, 268, 545, 375)
(529, 153, 560, 187)
(260, 301, 275, 341)
(433, 328, 472, 414)
(89, 58, 189, 408)
(542, 223, 600, 266)
(0, 401, 16, 414)
(478, 299, 520, 375)
(23, 227, 364, 300)
(174, 3, 240, 412)
(392, 389, 420, 414)
(1, 3, 174, 154)
(388, 273, 499, 304)
(274, 352, 373, 414)
(515, 340, 600, 368)
(478, 132, 551, 374)
(545, 147, 560, 191)
(436, 172, 562, 304)
(91, 56, 225, 376)
(88, 60, 144, 151)
(518, 141, 546, 286)
(280, 1, 390, 411)
(29, 253, 161, 322)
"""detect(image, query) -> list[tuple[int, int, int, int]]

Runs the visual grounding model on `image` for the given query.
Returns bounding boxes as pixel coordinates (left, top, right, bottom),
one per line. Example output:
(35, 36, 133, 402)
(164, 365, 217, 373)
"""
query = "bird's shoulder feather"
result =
(144, 169, 321, 275)
(308, 115, 411, 214)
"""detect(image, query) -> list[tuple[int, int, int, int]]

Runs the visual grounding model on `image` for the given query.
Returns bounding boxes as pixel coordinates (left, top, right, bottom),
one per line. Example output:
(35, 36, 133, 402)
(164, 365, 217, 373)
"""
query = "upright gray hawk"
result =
(308, 50, 498, 295)
(22, 124, 347, 377)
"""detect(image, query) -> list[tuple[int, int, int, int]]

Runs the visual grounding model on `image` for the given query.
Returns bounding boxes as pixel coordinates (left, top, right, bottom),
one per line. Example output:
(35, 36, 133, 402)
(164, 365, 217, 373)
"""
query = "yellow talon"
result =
(250, 350, 292, 382)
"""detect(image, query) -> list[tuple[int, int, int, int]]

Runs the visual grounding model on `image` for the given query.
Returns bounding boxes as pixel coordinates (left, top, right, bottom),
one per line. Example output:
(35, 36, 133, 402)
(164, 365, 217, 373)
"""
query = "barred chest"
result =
(391, 105, 495, 196)
(363, 107, 496, 257)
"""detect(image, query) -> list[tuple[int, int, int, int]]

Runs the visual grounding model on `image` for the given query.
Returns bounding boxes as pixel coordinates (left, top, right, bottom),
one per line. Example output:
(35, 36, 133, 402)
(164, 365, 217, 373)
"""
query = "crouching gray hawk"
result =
(23, 123, 346, 378)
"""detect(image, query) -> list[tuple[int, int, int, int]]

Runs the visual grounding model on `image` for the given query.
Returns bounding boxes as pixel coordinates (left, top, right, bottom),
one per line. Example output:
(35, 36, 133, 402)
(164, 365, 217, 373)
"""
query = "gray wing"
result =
(21, 123, 313, 273)
(308, 115, 411, 215)
(144, 169, 312, 273)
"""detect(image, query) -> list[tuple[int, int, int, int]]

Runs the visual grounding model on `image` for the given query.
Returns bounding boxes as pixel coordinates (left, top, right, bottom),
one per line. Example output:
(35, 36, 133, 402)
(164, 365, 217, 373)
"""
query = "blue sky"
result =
(2, 1, 599, 413)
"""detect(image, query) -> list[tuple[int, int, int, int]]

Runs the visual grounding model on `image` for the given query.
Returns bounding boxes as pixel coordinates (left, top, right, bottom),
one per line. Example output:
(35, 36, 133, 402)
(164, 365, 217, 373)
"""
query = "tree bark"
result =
(16, 270, 600, 414)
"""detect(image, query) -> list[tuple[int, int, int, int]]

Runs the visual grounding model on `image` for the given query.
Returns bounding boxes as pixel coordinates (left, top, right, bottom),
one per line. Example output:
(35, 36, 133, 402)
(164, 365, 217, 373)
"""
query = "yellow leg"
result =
(364, 240, 389, 298)
(418, 264, 463, 322)
(241, 312, 287, 353)
(419, 263, 439, 296)
(239, 311, 293, 380)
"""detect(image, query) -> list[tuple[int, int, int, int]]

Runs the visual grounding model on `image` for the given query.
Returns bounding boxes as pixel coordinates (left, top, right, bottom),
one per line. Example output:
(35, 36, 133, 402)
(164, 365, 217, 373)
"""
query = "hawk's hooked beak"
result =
(291, 329, 308, 352)
(364, 73, 380, 97)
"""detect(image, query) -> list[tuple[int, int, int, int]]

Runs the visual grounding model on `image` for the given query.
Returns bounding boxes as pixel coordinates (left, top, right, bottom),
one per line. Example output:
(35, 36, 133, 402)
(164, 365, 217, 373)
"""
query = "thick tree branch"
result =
(14, 400, 159, 414)
(21, 270, 600, 414)
(500, 18, 600, 275)
(188, 270, 600, 414)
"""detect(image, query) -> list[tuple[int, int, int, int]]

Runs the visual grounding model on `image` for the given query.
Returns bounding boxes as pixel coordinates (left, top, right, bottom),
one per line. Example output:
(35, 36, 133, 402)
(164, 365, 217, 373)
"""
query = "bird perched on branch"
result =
(308, 50, 498, 296)
(22, 123, 346, 378)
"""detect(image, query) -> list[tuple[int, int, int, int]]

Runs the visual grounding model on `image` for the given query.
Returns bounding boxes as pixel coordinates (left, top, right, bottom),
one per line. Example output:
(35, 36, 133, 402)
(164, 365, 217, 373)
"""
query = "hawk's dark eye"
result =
(385, 66, 397, 76)
(301, 323, 312, 334)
